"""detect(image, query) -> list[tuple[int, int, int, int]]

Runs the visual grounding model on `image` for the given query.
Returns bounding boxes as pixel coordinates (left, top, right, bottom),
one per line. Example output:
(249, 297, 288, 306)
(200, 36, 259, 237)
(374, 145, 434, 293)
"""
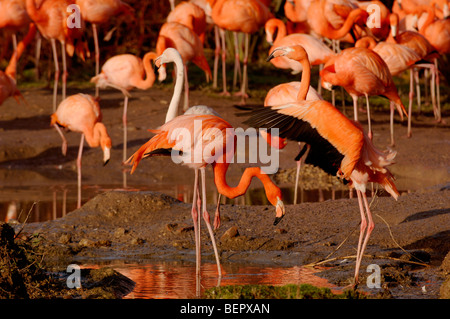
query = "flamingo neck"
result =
(164, 54, 185, 123)
(355, 36, 377, 50)
(323, 8, 367, 40)
(213, 163, 280, 207)
(296, 56, 311, 101)
(84, 122, 111, 149)
(268, 19, 287, 44)
(136, 52, 157, 90)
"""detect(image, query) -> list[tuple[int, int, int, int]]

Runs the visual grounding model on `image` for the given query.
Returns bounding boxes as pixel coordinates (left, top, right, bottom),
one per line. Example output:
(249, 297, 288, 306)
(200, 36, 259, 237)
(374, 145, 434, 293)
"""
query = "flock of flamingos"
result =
(1, 0, 448, 289)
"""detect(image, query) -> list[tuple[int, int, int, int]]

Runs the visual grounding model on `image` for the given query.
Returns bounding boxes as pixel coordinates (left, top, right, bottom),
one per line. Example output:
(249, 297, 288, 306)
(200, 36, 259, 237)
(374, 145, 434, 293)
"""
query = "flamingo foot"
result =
(219, 91, 231, 97)
(213, 209, 221, 230)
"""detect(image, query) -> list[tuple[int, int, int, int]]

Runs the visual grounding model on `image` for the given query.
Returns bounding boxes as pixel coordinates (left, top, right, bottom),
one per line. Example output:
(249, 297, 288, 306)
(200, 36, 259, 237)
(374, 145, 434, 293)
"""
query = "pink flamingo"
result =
(76, 0, 135, 97)
(51, 94, 112, 208)
(91, 51, 158, 161)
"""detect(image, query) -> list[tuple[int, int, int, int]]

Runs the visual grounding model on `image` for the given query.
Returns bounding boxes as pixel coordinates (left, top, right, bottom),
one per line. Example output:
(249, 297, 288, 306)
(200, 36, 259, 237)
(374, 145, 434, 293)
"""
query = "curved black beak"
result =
(273, 215, 284, 226)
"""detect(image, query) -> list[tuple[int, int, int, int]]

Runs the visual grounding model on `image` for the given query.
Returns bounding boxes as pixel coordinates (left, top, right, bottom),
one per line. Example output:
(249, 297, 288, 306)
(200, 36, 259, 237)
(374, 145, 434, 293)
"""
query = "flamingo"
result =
(355, 36, 422, 146)
(0, 23, 36, 106)
(284, 0, 312, 34)
(413, 2, 450, 123)
(90, 51, 158, 162)
(243, 45, 399, 287)
(76, 0, 135, 97)
(306, 0, 369, 44)
(26, 0, 90, 111)
(211, 0, 272, 103)
(149, 47, 223, 278)
(387, 13, 440, 135)
(0, 0, 31, 52)
(50, 94, 112, 208)
(125, 113, 286, 277)
(265, 18, 334, 94)
(156, 21, 212, 111)
(167, 1, 207, 43)
(320, 46, 407, 141)
(264, 44, 324, 204)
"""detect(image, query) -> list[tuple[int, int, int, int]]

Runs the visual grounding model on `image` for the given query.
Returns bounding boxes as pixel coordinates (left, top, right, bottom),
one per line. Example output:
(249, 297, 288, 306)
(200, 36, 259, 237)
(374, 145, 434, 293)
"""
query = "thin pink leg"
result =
(77, 134, 85, 209)
(213, 193, 221, 230)
(232, 32, 241, 90)
(219, 28, 230, 96)
(200, 168, 222, 277)
(61, 41, 67, 101)
(213, 26, 220, 89)
(407, 68, 414, 138)
(53, 124, 67, 155)
(184, 65, 189, 111)
(364, 94, 372, 140)
(191, 169, 201, 277)
(51, 39, 59, 112)
(93, 23, 100, 98)
(123, 95, 129, 163)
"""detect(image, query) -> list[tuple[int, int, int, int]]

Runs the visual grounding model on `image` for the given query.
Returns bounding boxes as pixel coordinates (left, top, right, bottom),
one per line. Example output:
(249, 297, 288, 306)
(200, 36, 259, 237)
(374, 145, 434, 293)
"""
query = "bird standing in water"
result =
(244, 45, 399, 286)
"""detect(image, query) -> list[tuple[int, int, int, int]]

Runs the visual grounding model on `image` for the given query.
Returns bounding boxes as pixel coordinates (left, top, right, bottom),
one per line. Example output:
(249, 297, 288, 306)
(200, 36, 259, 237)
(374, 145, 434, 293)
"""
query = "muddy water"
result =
(81, 261, 341, 299)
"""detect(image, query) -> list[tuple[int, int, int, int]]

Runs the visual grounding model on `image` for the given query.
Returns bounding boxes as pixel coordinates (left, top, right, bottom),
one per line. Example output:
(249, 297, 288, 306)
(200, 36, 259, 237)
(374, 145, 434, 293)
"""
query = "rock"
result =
(440, 277, 450, 299)
(131, 238, 144, 245)
(275, 228, 287, 234)
(114, 227, 128, 237)
(59, 234, 71, 244)
(441, 251, 450, 274)
(221, 226, 239, 241)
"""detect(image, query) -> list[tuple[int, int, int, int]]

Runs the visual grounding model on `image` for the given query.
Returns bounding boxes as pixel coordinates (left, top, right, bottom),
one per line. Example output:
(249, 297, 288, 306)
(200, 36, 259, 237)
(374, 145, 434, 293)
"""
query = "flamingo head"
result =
(273, 197, 286, 226)
(267, 45, 309, 64)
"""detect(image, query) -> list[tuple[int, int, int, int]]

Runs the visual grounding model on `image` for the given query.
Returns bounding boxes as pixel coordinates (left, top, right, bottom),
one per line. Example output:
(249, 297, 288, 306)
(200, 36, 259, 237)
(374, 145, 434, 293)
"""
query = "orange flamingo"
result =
(264, 45, 324, 204)
(306, 0, 369, 43)
(167, 1, 207, 43)
(90, 51, 158, 161)
(76, 0, 135, 97)
(284, 0, 312, 34)
(355, 36, 422, 145)
(413, 2, 449, 123)
(156, 21, 212, 111)
(387, 13, 440, 134)
(51, 94, 112, 208)
(265, 18, 334, 95)
(0, 23, 36, 106)
(149, 47, 222, 277)
(0, 0, 31, 51)
(244, 45, 399, 286)
(125, 113, 285, 278)
(26, 0, 90, 111)
(320, 46, 407, 141)
(211, 0, 272, 103)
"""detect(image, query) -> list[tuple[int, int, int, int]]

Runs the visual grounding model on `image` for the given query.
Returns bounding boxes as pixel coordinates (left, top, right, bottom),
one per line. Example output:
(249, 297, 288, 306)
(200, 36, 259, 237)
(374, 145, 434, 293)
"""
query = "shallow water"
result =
(81, 261, 341, 299)
(0, 183, 357, 223)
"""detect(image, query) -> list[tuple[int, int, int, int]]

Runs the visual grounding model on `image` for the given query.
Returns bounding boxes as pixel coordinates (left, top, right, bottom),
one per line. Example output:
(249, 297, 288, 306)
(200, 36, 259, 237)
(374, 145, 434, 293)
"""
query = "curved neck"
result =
(417, 5, 435, 34)
(267, 19, 287, 44)
(135, 52, 157, 90)
(297, 56, 311, 101)
(85, 122, 109, 148)
(355, 36, 377, 49)
(323, 8, 367, 39)
(213, 163, 279, 207)
(164, 54, 185, 123)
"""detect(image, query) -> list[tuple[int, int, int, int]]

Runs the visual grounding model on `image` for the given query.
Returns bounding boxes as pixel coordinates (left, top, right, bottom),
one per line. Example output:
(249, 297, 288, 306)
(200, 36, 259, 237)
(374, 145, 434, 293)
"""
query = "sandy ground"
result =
(1, 78, 449, 298)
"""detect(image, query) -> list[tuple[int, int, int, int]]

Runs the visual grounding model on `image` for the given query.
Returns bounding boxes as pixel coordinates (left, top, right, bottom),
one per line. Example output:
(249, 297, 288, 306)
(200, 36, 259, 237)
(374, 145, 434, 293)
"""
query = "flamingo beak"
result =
(273, 197, 285, 226)
(103, 147, 110, 166)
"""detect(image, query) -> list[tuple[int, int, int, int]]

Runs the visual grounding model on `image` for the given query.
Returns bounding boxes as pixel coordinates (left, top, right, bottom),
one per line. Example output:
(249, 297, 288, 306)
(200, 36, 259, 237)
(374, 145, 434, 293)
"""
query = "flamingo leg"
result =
(123, 95, 129, 163)
(365, 94, 372, 140)
(354, 189, 374, 286)
(53, 124, 67, 156)
(77, 134, 85, 209)
(184, 64, 189, 111)
(61, 41, 67, 101)
(213, 193, 222, 230)
(407, 68, 414, 138)
(235, 33, 249, 104)
(219, 28, 230, 96)
(191, 169, 201, 277)
(213, 25, 220, 89)
(200, 168, 222, 277)
(434, 58, 441, 123)
(390, 102, 395, 146)
(34, 33, 41, 80)
(93, 23, 100, 97)
(413, 69, 421, 112)
(232, 32, 241, 90)
(51, 39, 59, 112)
(352, 95, 358, 122)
